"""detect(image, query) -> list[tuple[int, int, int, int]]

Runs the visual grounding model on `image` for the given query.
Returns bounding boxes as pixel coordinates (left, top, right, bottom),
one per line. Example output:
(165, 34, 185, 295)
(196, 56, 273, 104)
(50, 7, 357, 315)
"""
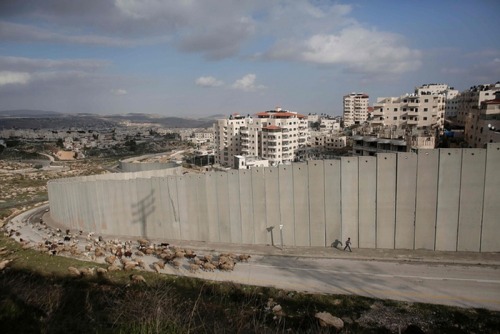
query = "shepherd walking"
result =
(343, 237, 352, 252)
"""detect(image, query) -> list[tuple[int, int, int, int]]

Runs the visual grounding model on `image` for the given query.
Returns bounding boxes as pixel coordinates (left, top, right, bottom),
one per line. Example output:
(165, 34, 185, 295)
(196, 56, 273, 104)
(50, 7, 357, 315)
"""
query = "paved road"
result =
(10, 205, 500, 311)
(218, 255, 500, 311)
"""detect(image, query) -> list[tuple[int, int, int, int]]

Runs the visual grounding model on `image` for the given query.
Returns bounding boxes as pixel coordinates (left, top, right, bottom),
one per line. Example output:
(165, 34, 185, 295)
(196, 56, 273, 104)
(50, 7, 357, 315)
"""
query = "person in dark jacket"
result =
(343, 237, 352, 252)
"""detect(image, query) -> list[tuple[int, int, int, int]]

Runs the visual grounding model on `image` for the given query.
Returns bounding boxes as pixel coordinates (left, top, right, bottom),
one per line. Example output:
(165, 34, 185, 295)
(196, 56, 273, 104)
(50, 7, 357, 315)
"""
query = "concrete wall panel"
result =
(457, 149, 485, 252)
(204, 173, 220, 242)
(175, 176, 190, 240)
(308, 161, 326, 246)
(481, 143, 500, 252)
(414, 150, 439, 250)
(395, 153, 417, 249)
(264, 168, 280, 246)
(166, 176, 181, 240)
(341, 157, 359, 247)
(436, 149, 462, 251)
(358, 156, 376, 248)
(279, 165, 295, 246)
(293, 163, 310, 246)
(228, 171, 242, 243)
(324, 160, 341, 247)
(195, 175, 210, 241)
(376, 154, 397, 249)
(216, 172, 231, 243)
(239, 170, 254, 244)
(185, 175, 201, 241)
(151, 177, 164, 238)
(251, 168, 267, 244)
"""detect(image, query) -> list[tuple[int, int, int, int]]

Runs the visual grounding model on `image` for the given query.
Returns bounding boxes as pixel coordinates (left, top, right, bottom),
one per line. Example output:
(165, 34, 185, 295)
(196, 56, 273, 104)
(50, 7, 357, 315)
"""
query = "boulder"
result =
(315, 312, 344, 330)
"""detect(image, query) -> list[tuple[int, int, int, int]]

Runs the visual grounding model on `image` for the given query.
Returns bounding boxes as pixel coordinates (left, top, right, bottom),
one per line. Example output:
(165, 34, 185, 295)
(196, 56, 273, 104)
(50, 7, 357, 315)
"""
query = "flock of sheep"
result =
(4, 215, 252, 284)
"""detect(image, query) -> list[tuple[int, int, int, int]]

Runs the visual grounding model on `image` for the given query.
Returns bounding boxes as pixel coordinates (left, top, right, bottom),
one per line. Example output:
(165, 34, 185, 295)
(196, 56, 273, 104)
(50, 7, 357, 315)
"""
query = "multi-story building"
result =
(351, 125, 435, 156)
(415, 83, 460, 121)
(343, 93, 369, 127)
(466, 91, 500, 148)
(455, 84, 500, 147)
(214, 108, 309, 167)
(370, 92, 446, 132)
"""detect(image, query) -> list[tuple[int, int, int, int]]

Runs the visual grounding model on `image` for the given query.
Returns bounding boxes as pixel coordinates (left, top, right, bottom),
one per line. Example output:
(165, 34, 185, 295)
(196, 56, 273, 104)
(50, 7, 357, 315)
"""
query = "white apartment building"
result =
(415, 83, 459, 119)
(214, 108, 309, 167)
(370, 93, 445, 132)
(343, 93, 369, 127)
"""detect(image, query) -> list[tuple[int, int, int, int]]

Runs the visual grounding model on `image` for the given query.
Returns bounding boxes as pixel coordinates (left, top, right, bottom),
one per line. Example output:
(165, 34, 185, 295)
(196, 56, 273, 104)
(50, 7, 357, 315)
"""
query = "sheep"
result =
(160, 252, 175, 261)
(136, 259, 146, 269)
(123, 261, 138, 271)
(68, 266, 81, 277)
(130, 274, 147, 285)
(107, 265, 121, 271)
(238, 254, 251, 262)
(189, 263, 200, 273)
(152, 263, 161, 273)
(134, 250, 145, 257)
(171, 260, 181, 269)
(174, 251, 185, 259)
(219, 263, 235, 271)
(200, 254, 213, 263)
(184, 252, 197, 259)
(96, 267, 108, 275)
(105, 255, 116, 265)
(202, 262, 217, 272)
(153, 261, 165, 269)
(80, 267, 95, 277)
(137, 238, 149, 247)
(94, 247, 105, 257)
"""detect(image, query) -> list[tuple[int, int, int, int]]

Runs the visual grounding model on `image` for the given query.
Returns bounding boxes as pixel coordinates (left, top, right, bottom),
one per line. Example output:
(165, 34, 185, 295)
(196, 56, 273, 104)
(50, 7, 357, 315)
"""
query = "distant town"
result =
(1, 82, 499, 171)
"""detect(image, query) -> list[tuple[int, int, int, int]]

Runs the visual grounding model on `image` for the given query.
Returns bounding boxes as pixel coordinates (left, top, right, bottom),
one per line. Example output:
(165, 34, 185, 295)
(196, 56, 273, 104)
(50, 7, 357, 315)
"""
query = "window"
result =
(423, 117, 427, 121)
(394, 108, 398, 111)
(393, 117, 397, 120)
(424, 108, 428, 112)
(424, 99, 429, 103)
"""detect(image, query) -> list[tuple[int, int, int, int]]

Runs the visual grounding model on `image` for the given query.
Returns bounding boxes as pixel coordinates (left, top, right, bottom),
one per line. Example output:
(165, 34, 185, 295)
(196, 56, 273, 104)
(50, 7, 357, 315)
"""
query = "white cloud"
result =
(264, 26, 421, 74)
(111, 88, 128, 96)
(0, 71, 31, 86)
(195, 76, 224, 87)
(231, 74, 265, 92)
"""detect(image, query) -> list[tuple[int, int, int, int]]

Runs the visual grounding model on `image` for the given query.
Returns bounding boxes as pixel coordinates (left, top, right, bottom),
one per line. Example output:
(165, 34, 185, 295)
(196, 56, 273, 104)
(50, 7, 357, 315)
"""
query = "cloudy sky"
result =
(0, 0, 499, 117)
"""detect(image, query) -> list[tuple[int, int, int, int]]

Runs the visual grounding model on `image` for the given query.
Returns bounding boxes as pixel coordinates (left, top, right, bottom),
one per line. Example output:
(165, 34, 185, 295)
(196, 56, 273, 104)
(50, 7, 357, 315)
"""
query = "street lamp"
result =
(279, 224, 284, 250)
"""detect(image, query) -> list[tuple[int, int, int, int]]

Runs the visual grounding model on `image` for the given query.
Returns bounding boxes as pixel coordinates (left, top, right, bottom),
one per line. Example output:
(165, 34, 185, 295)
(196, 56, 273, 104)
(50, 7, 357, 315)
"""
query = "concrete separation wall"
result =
(48, 144, 500, 252)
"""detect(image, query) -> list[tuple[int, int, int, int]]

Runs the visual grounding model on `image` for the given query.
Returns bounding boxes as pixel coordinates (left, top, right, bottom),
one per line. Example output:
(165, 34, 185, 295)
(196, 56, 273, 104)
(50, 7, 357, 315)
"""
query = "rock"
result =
(315, 312, 344, 330)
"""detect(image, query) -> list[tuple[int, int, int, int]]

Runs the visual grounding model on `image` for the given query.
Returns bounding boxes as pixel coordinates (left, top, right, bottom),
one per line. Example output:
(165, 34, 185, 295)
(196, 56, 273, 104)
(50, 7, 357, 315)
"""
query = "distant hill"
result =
(103, 114, 215, 128)
(0, 110, 215, 129)
(0, 110, 62, 118)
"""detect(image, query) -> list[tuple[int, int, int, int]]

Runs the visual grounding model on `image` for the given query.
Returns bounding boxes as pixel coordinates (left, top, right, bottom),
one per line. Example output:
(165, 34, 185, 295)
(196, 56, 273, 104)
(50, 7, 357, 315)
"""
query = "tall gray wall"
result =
(48, 144, 500, 252)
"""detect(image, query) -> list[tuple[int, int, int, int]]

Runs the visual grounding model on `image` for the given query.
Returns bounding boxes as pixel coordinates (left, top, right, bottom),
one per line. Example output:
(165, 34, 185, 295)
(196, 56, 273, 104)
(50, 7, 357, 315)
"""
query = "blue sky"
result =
(0, 0, 499, 117)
